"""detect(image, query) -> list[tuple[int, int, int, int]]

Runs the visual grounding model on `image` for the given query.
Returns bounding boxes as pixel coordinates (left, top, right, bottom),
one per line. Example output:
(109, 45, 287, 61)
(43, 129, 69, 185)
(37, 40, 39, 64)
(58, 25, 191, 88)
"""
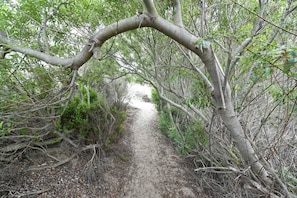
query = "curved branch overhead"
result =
(0, 15, 151, 70)
(0, 14, 204, 70)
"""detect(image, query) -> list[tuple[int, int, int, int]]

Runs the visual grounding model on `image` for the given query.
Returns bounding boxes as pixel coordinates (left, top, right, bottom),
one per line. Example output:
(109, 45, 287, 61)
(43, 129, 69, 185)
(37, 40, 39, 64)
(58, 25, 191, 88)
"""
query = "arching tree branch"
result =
(0, 15, 152, 70)
(143, 0, 159, 16)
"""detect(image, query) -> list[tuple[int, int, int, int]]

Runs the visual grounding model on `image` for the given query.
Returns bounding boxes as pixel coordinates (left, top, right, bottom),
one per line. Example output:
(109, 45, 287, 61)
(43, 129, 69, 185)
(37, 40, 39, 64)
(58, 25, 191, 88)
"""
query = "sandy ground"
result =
(123, 83, 204, 197)
(0, 83, 207, 198)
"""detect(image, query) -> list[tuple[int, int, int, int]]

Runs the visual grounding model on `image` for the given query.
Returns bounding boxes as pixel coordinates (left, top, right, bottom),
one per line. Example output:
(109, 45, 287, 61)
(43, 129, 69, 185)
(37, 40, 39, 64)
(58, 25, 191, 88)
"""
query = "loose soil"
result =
(0, 84, 207, 198)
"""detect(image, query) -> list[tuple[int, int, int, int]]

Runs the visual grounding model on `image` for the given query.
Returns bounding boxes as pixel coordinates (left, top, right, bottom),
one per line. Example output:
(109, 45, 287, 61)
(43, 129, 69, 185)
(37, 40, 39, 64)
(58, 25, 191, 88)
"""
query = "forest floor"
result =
(0, 84, 207, 198)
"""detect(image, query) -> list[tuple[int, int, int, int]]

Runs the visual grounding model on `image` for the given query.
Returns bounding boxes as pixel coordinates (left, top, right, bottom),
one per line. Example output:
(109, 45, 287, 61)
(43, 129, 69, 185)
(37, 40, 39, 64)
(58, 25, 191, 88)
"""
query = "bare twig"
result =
(28, 154, 75, 171)
(195, 166, 249, 174)
(13, 188, 50, 197)
(54, 131, 79, 148)
(232, 0, 297, 36)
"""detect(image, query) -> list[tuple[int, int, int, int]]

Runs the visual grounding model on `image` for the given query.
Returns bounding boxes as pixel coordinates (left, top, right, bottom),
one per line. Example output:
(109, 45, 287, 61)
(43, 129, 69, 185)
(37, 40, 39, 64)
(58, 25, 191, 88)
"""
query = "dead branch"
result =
(54, 131, 79, 148)
(12, 188, 50, 197)
(0, 137, 62, 153)
(27, 154, 75, 171)
(194, 166, 249, 174)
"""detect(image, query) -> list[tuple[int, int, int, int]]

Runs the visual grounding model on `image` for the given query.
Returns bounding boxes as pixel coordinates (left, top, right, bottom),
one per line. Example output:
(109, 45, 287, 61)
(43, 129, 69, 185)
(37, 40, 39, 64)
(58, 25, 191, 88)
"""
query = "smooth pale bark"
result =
(172, 0, 184, 27)
(0, 15, 152, 69)
(158, 89, 208, 123)
(217, 83, 269, 178)
(0, 33, 91, 69)
(0, 12, 269, 181)
(143, 0, 159, 17)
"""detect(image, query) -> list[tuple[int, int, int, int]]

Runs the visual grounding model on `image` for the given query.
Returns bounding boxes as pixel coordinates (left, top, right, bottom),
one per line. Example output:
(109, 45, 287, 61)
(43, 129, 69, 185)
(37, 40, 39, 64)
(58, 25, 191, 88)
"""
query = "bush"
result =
(61, 94, 92, 137)
(158, 111, 171, 135)
(168, 122, 206, 154)
(60, 83, 127, 145)
(157, 107, 207, 154)
(151, 88, 161, 111)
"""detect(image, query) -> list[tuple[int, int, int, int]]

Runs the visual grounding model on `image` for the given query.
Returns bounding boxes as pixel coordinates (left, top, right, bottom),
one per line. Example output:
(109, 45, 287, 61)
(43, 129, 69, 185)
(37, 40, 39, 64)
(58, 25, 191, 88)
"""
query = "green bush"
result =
(150, 87, 208, 155)
(158, 111, 171, 135)
(173, 122, 207, 154)
(79, 83, 98, 104)
(103, 104, 127, 150)
(151, 88, 161, 111)
(60, 83, 128, 145)
(157, 108, 207, 155)
(61, 94, 92, 137)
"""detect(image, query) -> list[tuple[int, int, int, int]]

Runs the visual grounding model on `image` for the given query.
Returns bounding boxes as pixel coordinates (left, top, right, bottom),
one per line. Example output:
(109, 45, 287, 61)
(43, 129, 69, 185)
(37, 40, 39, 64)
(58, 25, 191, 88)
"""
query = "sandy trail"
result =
(123, 84, 203, 198)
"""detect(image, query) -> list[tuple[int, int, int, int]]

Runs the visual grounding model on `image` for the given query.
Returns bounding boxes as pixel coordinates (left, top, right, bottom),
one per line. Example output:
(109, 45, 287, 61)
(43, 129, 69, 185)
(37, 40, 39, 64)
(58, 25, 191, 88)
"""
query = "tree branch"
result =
(200, 0, 206, 37)
(39, 1, 70, 54)
(173, 41, 213, 89)
(149, 80, 208, 122)
(224, 0, 267, 91)
(232, 0, 297, 37)
(0, 15, 151, 70)
(143, 0, 159, 16)
(1, 14, 204, 71)
(172, 0, 184, 28)
(264, 0, 296, 49)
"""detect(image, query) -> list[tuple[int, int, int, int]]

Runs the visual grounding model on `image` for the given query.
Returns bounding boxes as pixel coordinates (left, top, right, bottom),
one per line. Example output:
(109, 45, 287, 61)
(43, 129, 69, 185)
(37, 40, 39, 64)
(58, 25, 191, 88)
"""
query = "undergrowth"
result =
(60, 83, 127, 147)
(152, 88, 207, 154)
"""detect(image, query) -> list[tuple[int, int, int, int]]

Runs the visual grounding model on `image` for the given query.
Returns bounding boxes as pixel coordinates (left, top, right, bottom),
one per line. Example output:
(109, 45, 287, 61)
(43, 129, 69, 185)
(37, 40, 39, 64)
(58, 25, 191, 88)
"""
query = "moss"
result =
(19, 129, 29, 135)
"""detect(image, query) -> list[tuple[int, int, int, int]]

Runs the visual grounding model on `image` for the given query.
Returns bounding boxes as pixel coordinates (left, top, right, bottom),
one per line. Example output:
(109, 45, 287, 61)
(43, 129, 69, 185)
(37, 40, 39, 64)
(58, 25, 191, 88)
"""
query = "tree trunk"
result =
(219, 95, 269, 179)
(200, 48, 270, 182)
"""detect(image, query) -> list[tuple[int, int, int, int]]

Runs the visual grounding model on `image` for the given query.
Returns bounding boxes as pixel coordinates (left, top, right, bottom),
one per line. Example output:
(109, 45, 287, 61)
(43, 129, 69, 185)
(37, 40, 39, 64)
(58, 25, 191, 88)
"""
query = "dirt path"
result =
(123, 84, 204, 197)
(1, 84, 206, 197)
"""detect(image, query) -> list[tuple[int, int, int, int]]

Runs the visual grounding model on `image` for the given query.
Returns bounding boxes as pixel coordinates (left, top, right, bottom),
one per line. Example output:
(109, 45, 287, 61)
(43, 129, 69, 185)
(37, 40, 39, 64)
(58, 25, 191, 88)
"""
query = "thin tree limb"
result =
(232, 0, 297, 37)
(143, 0, 159, 16)
(224, 0, 267, 92)
(172, 0, 184, 28)
(39, 2, 69, 54)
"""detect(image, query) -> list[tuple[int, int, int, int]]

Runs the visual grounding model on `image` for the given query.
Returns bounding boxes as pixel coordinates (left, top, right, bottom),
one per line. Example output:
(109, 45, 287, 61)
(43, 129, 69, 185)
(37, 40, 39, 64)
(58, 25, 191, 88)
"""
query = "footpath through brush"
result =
(123, 84, 206, 197)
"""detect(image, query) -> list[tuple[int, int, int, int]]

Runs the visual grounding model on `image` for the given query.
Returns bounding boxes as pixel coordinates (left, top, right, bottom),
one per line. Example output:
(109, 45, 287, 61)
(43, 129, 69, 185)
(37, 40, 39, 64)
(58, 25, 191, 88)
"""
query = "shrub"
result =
(157, 107, 207, 155)
(151, 88, 161, 111)
(60, 83, 127, 145)
(158, 110, 171, 135)
(61, 94, 93, 137)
